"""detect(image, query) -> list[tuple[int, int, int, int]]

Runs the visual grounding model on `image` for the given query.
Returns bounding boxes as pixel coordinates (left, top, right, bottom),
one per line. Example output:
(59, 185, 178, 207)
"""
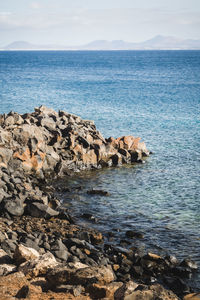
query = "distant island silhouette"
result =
(2, 35, 200, 50)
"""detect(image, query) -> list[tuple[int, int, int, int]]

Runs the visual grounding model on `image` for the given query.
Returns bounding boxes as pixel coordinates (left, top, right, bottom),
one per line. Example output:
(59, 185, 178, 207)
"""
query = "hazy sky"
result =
(0, 0, 200, 46)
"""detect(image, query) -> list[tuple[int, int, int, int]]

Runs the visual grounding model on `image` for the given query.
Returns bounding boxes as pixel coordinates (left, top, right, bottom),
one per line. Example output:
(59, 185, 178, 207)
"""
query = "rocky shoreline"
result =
(0, 106, 199, 299)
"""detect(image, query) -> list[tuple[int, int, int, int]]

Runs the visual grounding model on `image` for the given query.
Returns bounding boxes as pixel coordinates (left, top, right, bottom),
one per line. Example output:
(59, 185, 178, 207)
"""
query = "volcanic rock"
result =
(0, 263, 16, 276)
(26, 202, 59, 219)
(14, 244, 40, 265)
(46, 264, 115, 287)
(184, 293, 200, 300)
(19, 252, 59, 277)
(87, 189, 110, 196)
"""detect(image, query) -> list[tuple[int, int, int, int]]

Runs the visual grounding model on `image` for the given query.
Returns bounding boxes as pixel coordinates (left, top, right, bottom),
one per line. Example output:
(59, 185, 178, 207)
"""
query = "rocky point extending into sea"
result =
(0, 106, 199, 299)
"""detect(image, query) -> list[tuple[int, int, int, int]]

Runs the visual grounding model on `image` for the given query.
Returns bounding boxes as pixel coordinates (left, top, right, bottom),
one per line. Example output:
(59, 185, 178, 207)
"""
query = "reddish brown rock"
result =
(13, 147, 46, 173)
(0, 272, 90, 300)
(82, 149, 97, 166)
(89, 231, 103, 244)
(183, 294, 200, 300)
(86, 282, 123, 299)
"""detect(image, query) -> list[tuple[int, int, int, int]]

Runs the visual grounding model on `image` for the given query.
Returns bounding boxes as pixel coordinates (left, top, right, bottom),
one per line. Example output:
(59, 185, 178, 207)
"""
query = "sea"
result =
(0, 50, 200, 289)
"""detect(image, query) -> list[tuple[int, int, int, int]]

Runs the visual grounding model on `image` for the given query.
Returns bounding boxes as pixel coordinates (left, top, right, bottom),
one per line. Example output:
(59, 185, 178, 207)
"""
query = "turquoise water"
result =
(0, 50, 200, 287)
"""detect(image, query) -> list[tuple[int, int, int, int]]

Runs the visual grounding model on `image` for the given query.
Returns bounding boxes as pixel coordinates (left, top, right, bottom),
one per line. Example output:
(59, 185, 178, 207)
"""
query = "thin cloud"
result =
(0, 12, 12, 16)
(0, 7, 199, 43)
(30, 2, 41, 10)
(1, 7, 199, 29)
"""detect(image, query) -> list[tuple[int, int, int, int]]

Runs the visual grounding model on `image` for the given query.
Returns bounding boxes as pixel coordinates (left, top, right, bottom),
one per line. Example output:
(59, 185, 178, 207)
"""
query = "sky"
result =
(0, 0, 200, 46)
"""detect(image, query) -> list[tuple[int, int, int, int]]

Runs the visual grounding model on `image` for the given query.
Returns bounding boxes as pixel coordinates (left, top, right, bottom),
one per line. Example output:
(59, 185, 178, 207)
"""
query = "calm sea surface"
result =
(0, 50, 200, 288)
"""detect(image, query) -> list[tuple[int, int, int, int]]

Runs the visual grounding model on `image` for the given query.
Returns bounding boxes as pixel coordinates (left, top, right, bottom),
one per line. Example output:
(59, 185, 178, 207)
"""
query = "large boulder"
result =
(86, 282, 123, 299)
(3, 198, 24, 217)
(14, 244, 40, 265)
(26, 202, 59, 219)
(19, 252, 59, 277)
(46, 264, 115, 287)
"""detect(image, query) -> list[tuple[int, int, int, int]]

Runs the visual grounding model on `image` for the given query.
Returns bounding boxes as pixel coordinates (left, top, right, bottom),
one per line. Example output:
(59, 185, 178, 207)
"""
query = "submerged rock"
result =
(87, 189, 110, 196)
(126, 230, 144, 239)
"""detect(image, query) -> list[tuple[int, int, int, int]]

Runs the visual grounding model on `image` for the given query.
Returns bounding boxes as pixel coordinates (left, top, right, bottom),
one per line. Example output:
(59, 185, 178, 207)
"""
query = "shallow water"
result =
(0, 50, 200, 288)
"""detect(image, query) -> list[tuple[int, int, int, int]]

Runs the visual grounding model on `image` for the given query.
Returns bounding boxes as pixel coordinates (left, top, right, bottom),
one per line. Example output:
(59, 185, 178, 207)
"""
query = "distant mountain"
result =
(4, 41, 34, 50)
(137, 35, 200, 50)
(3, 36, 200, 50)
(80, 40, 136, 50)
(3, 41, 72, 50)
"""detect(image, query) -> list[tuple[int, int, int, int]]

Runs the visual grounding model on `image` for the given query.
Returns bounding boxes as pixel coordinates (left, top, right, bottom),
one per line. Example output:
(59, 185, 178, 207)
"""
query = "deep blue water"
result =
(0, 50, 200, 287)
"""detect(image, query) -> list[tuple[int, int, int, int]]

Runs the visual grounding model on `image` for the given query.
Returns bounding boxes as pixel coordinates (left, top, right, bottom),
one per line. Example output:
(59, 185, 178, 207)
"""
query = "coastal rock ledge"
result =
(0, 105, 149, 177)
(0, 106, 198, 299)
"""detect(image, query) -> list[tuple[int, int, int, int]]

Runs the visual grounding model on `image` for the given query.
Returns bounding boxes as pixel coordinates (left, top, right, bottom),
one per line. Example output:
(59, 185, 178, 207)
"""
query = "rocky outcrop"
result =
(0, 105, 149, 177)
(0, 106, 149, 220)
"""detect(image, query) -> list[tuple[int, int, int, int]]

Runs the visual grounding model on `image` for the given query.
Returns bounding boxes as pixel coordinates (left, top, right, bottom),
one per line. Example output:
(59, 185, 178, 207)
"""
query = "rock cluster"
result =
(0, 106, 149, 218)
(0, 106, 199, 299)
(0, 214, 198, 299)
(0, 105, 149, 178)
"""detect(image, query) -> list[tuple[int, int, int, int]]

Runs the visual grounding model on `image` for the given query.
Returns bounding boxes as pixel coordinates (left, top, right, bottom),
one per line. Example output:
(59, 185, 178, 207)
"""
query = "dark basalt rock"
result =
(57, 210, 75, 224)
(1, 239, 17, 255)
(87, 189, 110, 196)
(180, 258, 198, 270)
(0, 249, 13, 264)
(125, 230, 144, 239)
(81, 213, 98, 223)
(26, 202, 59, 219)
(15, 285, 30, 299)
(164, 277, 191, 297)
(171, 266, 193, 278)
